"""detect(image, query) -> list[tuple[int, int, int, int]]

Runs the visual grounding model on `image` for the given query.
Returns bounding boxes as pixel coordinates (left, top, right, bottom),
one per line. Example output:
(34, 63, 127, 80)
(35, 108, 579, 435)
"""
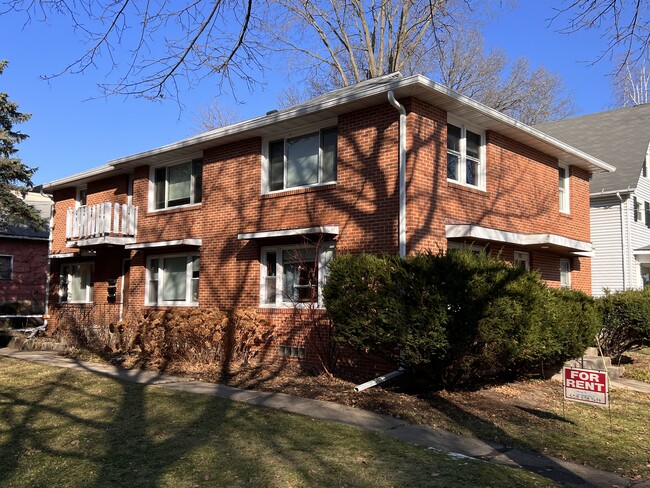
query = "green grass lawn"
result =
(0, 357, 553, 488)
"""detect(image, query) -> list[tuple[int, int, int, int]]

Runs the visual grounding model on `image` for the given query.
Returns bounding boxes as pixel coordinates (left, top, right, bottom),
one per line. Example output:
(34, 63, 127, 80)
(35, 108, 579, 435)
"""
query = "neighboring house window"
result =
(260, 242, 335, 307)
(0, 255, 12, 280)
(646, 202, 650, 229)
(152, 159, 202, 210)
(558, 164, 570, 214)
(560, 259, 571, 288)
(264, 127, 337, 192)
(446, 119, 485, 189)
(634, 197, 643, 222)
(146, 254, 199, 306)
(513, 251, 530, 271)
(60, 263, 94, 303)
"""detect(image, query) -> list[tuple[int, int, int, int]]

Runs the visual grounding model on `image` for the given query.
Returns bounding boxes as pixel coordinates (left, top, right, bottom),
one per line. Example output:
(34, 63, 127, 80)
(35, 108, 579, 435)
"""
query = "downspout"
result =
(617, 192, 627, 290)
(41, 188, 54, 330)
(388, 91, 407, 258)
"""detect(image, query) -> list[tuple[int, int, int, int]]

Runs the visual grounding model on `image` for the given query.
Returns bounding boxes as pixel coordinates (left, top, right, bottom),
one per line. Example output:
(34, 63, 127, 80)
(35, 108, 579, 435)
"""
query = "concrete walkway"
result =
(1, 347, 648, 488)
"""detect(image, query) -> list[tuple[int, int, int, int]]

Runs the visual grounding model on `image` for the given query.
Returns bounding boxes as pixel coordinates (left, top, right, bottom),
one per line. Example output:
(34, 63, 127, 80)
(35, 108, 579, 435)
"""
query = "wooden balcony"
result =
(65, 202, 138, 247)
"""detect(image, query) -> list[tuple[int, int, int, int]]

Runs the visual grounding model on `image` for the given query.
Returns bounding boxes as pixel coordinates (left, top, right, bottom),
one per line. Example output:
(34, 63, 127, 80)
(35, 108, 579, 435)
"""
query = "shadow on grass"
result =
(0, 357, 471, 487)
(515, 406, 574, 424)
(427, 393, 587, 486)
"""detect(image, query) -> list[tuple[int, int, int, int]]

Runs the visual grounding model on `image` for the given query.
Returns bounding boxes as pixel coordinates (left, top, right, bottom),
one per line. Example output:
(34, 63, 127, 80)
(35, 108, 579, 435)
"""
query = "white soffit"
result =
(49, 252, 76, 259)
(446, 224, 592, 253)
(238, 226, 339, 240)
(125, 238, 203, 250)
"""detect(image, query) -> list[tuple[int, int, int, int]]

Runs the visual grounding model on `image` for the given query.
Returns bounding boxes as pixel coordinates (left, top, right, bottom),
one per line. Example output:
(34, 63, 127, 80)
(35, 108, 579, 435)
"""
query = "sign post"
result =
(563, 367, 609, 407)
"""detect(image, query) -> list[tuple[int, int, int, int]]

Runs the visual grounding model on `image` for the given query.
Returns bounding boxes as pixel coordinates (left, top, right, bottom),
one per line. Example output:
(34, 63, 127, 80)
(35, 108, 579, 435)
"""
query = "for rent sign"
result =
(563, 367, 609, 406)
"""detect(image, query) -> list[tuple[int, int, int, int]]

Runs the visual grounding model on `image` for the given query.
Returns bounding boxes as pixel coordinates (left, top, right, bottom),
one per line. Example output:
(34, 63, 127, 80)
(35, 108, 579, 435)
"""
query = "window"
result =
(60, 262, 94, 303)
(265, 127, 337, 192)
(447, 120, 485, 189)
(634, 197, 643, 222)
(646, 202, 650, 229)
(76, 186, 87, 208)
(559, 164, 570, 214)
(152, 159, 202, 210)
(513, 251, 530, 271)
(260, 242, 335, 307)
(146, 254, 199, 306)
(0, 255, 12, 280)
(560, 259, 571, 288)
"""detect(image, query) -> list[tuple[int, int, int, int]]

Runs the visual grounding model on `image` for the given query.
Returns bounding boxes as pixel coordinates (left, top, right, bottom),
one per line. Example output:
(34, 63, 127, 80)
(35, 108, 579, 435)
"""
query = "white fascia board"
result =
(42, 165, 116, 191)
(445, 224, 592, 253)
(238, 226, 339, 240)
(125, 238, 202, 250)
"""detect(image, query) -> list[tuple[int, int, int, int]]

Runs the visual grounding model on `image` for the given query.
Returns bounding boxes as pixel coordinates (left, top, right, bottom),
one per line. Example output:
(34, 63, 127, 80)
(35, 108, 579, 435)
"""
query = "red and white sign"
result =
(563, 367, 609, 406)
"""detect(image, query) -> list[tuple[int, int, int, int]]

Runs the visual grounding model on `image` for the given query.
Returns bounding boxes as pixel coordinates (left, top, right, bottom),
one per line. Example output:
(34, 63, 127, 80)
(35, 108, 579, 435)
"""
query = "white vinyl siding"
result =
(590, 196, 625, 296)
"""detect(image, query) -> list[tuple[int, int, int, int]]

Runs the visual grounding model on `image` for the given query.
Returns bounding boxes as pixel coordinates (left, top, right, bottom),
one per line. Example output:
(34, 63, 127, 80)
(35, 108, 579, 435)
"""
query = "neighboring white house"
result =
(538, 104, 650, 296)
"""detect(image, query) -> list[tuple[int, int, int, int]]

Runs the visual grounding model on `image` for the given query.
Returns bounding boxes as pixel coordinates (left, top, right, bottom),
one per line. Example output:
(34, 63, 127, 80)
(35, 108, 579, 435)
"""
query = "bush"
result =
(324, 250, 601, 388)
(598, 288, 650, 359)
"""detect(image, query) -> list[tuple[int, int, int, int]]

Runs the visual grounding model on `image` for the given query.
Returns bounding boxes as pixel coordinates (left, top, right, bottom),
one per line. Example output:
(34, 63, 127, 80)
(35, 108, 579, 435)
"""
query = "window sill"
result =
(146, 203, 202, 216)
(446, 180, 487, 195)
(258, 303, 324, 311)
(261, 182, 336, 200)
(144, 303, 199, 308)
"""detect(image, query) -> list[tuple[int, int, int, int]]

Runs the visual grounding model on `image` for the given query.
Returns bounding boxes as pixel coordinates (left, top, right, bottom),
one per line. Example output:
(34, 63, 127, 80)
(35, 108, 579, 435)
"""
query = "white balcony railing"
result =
(66, 203, 138, 240)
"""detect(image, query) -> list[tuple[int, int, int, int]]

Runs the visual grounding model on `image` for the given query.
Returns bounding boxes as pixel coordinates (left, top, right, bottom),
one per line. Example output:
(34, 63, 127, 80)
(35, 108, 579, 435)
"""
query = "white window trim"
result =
(259, 242, 335, 309)
(148, 157, 202, 212)
(446, 115, 486, 191)
(513, 251, 530, 271)
(145, 253, 199, 307)
(559, 163, 570, 214)
(0, 255, 13, 280)
(261, 118, 338, 194)
(60, 262, 94, 304)
(560, 258, 571, 288)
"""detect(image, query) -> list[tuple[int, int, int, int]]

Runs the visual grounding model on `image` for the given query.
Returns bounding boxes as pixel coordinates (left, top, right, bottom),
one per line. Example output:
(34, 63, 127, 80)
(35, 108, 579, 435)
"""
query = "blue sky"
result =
(1, 1, 615, 186)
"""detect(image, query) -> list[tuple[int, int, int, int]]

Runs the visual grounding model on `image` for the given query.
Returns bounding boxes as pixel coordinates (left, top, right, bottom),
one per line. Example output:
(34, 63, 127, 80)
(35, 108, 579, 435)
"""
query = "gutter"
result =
(40, 187, 54, 330)
(388, 90, 407, 258)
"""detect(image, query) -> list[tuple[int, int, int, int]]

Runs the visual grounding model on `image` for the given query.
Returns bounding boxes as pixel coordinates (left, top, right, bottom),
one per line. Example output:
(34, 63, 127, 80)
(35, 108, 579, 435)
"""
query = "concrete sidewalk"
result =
(1, 347, 648, 488)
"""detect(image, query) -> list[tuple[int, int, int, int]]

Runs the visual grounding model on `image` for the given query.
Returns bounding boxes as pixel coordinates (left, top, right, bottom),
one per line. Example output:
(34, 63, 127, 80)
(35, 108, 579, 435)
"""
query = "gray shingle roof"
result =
(536, 103, 650, 194)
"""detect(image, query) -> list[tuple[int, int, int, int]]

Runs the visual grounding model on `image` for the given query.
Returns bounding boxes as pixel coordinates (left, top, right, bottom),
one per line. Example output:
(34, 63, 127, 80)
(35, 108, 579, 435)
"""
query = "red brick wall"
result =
(0, 238, 48, 305)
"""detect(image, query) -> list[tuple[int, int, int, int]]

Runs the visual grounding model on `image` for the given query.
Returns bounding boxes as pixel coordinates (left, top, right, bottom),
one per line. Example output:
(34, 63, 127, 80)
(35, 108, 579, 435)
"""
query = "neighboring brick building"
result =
(42, 74, 614, 370)
(0, 191, 51, 316)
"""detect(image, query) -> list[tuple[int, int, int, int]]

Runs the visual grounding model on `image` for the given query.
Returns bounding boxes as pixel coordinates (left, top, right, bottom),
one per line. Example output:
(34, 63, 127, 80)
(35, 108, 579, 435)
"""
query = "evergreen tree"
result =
(0, 60, 44, 231)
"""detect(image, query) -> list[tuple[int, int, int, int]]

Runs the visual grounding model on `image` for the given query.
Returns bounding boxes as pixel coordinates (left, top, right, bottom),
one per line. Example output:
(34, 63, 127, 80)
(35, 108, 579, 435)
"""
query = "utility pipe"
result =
(40, 187, 54, 329)
(387, 91, 407, 258)
(616, 192, 626, 290)
(353, 368, 405, 392)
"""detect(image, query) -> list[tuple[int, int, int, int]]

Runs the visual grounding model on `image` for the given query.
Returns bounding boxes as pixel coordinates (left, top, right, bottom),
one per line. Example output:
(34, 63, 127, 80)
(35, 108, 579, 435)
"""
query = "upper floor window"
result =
(76, 186, 87, 208)
(0, 255, 12, 280)
(446, 119, 485, 189)
(260, 242, 335, 308)
(146, 253, 199, 306)
(559, 164, 570, 214)
(152, 159, 202, 210)
(634, 196, 644, 223)
(60, 262, 94, 303)
(265, 127, 337, 193)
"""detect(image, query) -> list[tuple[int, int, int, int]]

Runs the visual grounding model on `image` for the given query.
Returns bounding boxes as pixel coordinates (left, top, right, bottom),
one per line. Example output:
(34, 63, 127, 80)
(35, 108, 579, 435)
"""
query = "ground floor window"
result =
(146, 253, 199, 306)
(260, 242, 335, 308)
(0, 255, 12, 280)
(60, 262, 94, 303)
(513, 251, 530, 271)
(560, 258, 571, 288)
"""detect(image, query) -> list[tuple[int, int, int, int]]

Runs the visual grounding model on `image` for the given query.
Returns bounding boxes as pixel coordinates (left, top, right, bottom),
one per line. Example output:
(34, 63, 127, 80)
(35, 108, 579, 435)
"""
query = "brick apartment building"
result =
(43, 74, 614, 368)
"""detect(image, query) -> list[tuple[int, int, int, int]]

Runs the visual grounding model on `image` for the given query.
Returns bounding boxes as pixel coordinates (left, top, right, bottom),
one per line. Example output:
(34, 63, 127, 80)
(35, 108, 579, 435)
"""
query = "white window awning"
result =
(238, 225, 339, 240)
(445, 224, 592, 254)
(125, 238, 202, 250)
